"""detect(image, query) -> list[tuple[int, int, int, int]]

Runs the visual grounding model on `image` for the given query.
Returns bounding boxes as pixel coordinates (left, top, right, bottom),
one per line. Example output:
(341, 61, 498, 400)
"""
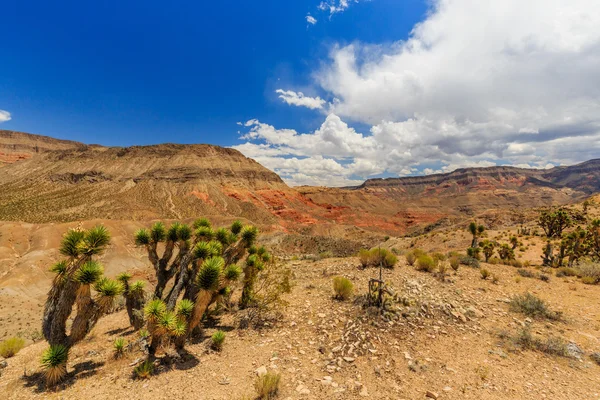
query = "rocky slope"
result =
(0, 130, 85, 165)
(0, 130, 598, 235)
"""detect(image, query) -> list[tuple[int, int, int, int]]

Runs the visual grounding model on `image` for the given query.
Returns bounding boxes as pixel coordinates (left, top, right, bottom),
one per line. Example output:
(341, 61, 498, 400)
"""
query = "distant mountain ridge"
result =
(0, 130, 598, 235)
(358, 159, 600, 194)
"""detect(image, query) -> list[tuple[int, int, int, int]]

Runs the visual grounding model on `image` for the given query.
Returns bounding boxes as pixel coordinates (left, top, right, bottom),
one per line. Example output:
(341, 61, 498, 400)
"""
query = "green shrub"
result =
(489, 257, 501, 265)
(432, 252, 447, 263)
(211, 330, 226, 351)
(538, 274, 550, 283)
(459, 256, 480, 268)
(405, 252, 416, 266)
(510, 259, 523, 268)
(113, 338, 127, 359)
(0, 337, 25, 358)
(509, 293, 561, 320)
(41, 344, 69, 386)
(556, 267, 577, 277)
(319, 251, 334, 259)
(254, 372, 281, 400)
(415, 255, 436, 272)
(134, 360, 154, 379)
(449, 256, 460, 271)
(332, 276, 354, 300)
(517, 269, 535, 278)
(575, 263, 600, 284)
(480, 268, 490, 280)
(359, 248, 397, 268)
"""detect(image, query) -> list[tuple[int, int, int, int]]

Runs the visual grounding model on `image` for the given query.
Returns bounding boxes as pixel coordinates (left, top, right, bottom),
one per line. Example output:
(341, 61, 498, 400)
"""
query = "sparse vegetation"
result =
(459, 255, 480, 268)
(449, 256, 460, 271)
(134, 360, 154, 379)
(517, 268, 535, 278)
(506, 327, 569, 357)
(509, 293, 561, 320)
(575, 262, 600, 284)
(40, 344, 69, 386)
(359, 248, 397, 268)
(211, 330, 226, 351)
(539, 209, 571, 238)
(41, 226, 122, 383)
(480, 268, 490, 280)
(254, 372, 281, 399)
(0, 336, 25, 358)
(415, 254, 436, 272)
(405, 251, 416, 266)
(113, 338, 126, 359)
(332, 276, 354, 300)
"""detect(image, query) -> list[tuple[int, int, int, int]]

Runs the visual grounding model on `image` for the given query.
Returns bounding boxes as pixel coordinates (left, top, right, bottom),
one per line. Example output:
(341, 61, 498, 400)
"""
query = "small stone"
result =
(443, 386, 452, 392)
(255, 366, 268, 376)
(359, 387, 369, 397)
(343, 357, 355, 363)
(426, 390, 439, 399)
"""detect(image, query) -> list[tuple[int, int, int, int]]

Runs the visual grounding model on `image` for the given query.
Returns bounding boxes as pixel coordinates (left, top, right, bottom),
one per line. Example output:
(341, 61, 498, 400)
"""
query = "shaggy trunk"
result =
(45, 278, 80, 346)
(239, 266, 257, 309)
(164, 254, 193, 309)
(187, 290, 213, 334)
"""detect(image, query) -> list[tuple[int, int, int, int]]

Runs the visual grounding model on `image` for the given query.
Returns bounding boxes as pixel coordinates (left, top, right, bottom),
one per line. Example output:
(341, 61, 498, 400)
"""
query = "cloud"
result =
(275, 89, 326, 110)
(318, 0, 359, 16)
(0, 110, 11, 123)
(239, 0, 600, 186)
(306, 14, 317, 25)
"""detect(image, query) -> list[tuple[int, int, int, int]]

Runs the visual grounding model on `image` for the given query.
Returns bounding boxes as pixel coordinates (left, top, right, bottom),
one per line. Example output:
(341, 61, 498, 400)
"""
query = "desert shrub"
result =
(211, 330, 226, 351)
(581, 276, 597, 285)
(575, 262, 600, 284)
(509, 293, 561, 320)
(591, 352, 600, 365)
(480, 268, 490, 280)
(41, 344, 69, 386)
(538, 336, 569, 357)
(517, 269, 535, 278)
(449, 256, 460, 271)
(319, 251, 333, 259)
(539, 274, 550, 282)
(432, 252, 447, 263)
(488, 257, 501, 265)
(467, 246, 481, 260)
(139, 328, 150, 339)
(113, 338, 127, 359)
(254, 372, 281, 399)
(332, 276, 354, 300)
(405, 252, 416, 266)
(459, 256, 480, 268)
(412, 248, 427, 258)
(556, 267, 577, 277)
(510, 259, 523, 268)
(359, 248, 397, 268)
(0, 337, 25, 358)
(134, 360, 154, 379)
(492, 274, 499, 284)
(415, 255, 436, 272)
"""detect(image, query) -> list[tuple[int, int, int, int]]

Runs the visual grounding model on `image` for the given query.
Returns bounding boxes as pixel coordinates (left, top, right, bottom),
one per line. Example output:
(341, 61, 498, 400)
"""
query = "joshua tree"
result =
(118, 273, 146, 330)
(468, 222, 485, 248)
(131, 218, 264, 353)
(564, 227, 587, 267)
(240, 246, 272, 309)
(479, 240, 496, 262)
(509, 236, 519, 250)
(538, 209, 571, 238)
(41, 226, 123, 384)
(587, 219, 600, 261)
(497, 243, 515, 261)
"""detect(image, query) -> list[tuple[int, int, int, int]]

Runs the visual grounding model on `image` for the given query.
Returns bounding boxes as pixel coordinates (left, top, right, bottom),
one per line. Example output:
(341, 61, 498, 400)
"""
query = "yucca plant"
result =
(119, 273, 146, 330)
(211, 330, 226, 351)
(113, 338, 127, 359)
(134, 360, 154, 379)
(41, 344, 69, 386)
(134, 218, 265, 352)
(240, 248, 270, 309)
(42, 226, 122, 383)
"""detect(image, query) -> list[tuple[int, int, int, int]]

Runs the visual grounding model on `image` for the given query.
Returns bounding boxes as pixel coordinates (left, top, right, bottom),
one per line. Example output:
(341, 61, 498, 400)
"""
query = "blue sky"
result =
(1, 0, 425, 147)
(2, 0, 600, 186)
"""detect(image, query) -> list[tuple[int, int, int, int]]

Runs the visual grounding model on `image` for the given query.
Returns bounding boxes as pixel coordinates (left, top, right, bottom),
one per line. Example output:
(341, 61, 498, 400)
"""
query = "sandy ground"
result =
(1, 255, 599, 400)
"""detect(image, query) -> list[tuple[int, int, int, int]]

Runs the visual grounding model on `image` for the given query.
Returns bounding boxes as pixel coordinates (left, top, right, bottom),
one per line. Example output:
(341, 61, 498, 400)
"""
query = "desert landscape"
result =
(0, 130, 599, 399)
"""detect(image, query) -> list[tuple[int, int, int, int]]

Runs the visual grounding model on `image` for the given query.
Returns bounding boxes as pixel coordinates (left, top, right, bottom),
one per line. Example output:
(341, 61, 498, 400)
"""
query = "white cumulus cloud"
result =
(240, 0, 600, 186)
(0, 110, 11, 123)
(275, 89, 326, 110)
(306, 14, 317, 25)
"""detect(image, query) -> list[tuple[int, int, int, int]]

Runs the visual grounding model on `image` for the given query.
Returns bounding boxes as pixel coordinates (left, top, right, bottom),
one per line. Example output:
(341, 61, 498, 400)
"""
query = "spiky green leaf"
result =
(150, 222, 166, 243)
(60, 229, 85, 257)
(144, 299, 166, 321)
(134, 229, 151, 246)
(193, 218, 211, 229)
(75, 261, 104, 285)
(176, 299, 194, 319)
(230, 220, 243, 235)
(197, 257, 223, 291)
(224, 264, 242, 281)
